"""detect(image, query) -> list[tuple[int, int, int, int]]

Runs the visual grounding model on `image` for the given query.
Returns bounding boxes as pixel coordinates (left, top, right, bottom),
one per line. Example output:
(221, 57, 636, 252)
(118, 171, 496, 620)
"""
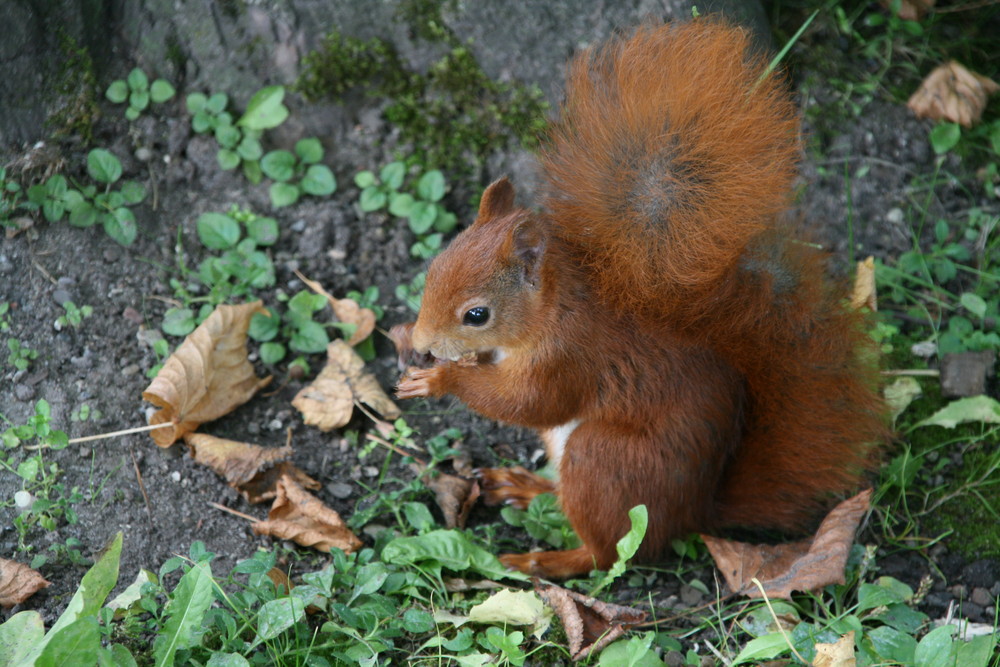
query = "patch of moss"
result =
(47, 30, 100, 143)
(295, 14, 548, 176)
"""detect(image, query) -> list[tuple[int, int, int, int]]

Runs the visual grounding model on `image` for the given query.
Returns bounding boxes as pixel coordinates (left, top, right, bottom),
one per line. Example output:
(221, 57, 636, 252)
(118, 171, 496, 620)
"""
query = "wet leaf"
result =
(143, 302, 273, 446)
(253, 474, 363, 553)
(703, 490, 871, 599)
(295, 271, 375, 346)
(907, 61, 999, 128)
(0, 558, 50, 607)
(292, 340, 400, 431)
(536, 582, 647, 660)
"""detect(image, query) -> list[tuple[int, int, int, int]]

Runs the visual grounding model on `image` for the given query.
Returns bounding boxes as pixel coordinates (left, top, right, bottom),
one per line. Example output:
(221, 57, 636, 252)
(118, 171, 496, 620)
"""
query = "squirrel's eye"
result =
(463, 306, 490, 326)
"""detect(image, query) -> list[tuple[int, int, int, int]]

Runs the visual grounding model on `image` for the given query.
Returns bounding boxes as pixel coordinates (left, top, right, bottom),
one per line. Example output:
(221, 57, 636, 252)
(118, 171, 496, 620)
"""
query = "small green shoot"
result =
(260, 137, 337, 208)
(105, 68, 176, 120)
(6, 339, 38, 371)
(55, 301, 93, 330)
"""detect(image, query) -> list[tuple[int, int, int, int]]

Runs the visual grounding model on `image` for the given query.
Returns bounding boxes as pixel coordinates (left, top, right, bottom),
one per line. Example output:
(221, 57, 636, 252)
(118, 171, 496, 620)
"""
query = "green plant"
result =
(55, 301, 93, 330)
(6, 339, 38, 371)
(164, 206, 279, 336)
(356, 162, 456, 259)
(396, 270, 427, 313)
(0, 302, 10, 332)
(501, 493, 579, 551)
(248, 290, 329, 364)
(105, 67, 176, 120)
(260, 137, 337, 208)
(0, 167, 26, 226)
(187, 85, 290, 185)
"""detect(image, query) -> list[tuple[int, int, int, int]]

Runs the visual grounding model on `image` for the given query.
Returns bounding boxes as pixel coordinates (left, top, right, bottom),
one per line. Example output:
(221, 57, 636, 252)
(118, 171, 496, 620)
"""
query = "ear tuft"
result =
(476, 177, 516, 221)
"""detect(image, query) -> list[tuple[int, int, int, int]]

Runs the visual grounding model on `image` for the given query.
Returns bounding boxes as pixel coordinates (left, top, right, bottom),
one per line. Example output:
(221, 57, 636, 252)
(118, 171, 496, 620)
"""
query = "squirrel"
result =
(390, 19, 888, 579)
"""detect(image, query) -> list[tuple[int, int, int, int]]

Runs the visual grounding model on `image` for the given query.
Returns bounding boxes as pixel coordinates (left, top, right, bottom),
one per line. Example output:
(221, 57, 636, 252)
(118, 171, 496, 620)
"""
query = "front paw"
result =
(396, 366, 442, 399)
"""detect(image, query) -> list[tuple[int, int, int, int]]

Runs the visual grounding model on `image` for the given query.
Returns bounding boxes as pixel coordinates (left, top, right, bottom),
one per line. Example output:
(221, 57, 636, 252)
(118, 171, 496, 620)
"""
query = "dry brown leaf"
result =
(907, 61, 1000, 128)
(536, 582, 647, 661)
(880, 0, 934, 21)
(0, 557, 50, 607)
(813, 631, 857, 667)
(253, 473, 363, 553)
(704, 490, 872, 599)
(295, 270, 376, 346)
(267, 567, 292, 594)
(292, 340, 400, 431)
(183, 432, 320, 502)
(850, 257, 877, 312)
(410, 461, 479, 529)
(143, 301, 272, 447)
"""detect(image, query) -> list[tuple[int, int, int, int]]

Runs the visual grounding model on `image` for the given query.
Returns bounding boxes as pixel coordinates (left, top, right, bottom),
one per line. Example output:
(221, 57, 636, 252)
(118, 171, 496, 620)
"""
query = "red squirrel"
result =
(391, 19, 888, 579)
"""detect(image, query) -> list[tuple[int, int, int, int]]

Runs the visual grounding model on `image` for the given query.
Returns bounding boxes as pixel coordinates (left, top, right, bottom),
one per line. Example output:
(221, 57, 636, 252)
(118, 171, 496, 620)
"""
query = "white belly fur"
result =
(541, 419, 581, 473)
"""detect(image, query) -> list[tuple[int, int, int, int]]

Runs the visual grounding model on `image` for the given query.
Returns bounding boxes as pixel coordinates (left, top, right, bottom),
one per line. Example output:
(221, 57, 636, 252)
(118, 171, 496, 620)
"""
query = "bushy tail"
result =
(541, 19, 800, 319)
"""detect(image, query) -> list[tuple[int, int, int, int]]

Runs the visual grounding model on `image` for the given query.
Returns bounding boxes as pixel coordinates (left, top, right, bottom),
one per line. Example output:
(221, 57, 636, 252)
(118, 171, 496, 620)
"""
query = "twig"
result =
(208, 501, 259, 523)
(365, 431, 426, 463)
(130, 446, 154, 529)
(31, 258, 58, 285)
(751, 577, 808, 664)
(881, 369, 940, 377)
(68, 421, 174, 444)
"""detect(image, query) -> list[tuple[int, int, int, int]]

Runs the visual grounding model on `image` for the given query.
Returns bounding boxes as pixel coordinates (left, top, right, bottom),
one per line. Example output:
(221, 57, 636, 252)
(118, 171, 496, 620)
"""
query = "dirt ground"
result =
(1, 16, 998, 637)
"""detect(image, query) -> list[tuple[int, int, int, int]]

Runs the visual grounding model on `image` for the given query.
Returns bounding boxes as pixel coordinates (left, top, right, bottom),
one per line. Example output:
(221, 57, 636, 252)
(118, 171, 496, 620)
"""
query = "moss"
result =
(294, 10, 548, 177)
(47, 30, 100, 143)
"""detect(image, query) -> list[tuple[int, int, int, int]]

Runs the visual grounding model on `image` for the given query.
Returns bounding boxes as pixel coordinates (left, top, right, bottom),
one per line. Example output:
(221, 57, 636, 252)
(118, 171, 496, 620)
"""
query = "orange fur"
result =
(394, 19, 888, 578)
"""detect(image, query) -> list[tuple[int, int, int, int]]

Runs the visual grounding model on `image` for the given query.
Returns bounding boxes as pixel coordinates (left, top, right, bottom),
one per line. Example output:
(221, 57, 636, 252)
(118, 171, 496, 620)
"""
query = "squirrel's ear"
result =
(476, 177, 516, 222)
(511, 217, 548, 287)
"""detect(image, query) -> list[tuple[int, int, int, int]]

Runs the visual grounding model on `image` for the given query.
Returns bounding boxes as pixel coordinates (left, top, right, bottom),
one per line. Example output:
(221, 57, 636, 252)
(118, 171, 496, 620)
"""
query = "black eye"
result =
(463, 306, 490, 326)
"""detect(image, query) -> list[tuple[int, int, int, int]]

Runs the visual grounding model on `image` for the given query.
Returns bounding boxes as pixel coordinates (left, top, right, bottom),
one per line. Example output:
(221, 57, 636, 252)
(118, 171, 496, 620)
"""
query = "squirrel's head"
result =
(410, 177, 549, 362)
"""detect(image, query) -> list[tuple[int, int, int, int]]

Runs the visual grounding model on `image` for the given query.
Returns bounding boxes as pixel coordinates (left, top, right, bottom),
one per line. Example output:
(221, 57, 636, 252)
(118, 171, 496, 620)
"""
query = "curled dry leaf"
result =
(850, 257, 877, 312)
(183, 432, 320, 502)
(143, 301, 272, 447)
(703, 489, 872, 599)
(814, 631, 857, 667)
(410, 461, 480, 529)
(292, 339, 401, 431)
(295, 270, 375, 346)
(0, 557, 50, 607)
(253, 473, 363, 553)
(536, 582, 647, 661)
(907, 61, 1000, 128)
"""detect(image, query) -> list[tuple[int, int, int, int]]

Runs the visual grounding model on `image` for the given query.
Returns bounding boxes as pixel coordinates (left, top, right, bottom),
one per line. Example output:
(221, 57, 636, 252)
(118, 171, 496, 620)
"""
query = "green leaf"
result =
(150, 79, 176, 103)
(253, 597, 307, 645)
(129, 89, 150, 112)
(246, 216, 279, 246)
(354, 170, 376, 188)
(295, 137, 323, 164)
(206, 92, 228, 114)
(243, 159, 263, 185)
(106, 80, 129, 104)
(237, 85, 289, 130)
(21, 533, 122, 664)
(191, 111, 212, 133)
(47, 174, 68, 197)
(237, 136, 263, 161)
(380, 162, 406, 190)
(162, 308, 197, 337)
(120, 181, 146, 205)
(197, 212, 241, 249)
(955, 633, 996, 667)
(914, 396, 1000, 429)
(261, 150, 296, 182)
(35, 616, 101, 666)
(126, 68, 148, 91)
(382, 530, 529, 581)
(87, 149, 123, 184)
(732, 632, 789, 665)
(216, 149, 240, 171)
(867, 625, 917, 664)
(960, 292, 988, 319)
(289, 320, 329, 354)
(416, 170, 446, 202)
(269, 182, 299, 208)
(913, 624, 955, 667)
(301, 165, 336, 196)
(930, 122, 961, 155)
(67, 200, 98, 227)
(42, 199, 65, 223)
(402, 609, 435, 634)
(389, 192, 415, 218)
(153, 561, 214, 667)
(105, 207, 137, 246)
(359, 187, 387, 212)
(0, 611, 44, 666)
(186, 92, 207, 114)
(259, 341, 286, 364)
(408, 201, 437, 234)
(598, 635, 666, 667)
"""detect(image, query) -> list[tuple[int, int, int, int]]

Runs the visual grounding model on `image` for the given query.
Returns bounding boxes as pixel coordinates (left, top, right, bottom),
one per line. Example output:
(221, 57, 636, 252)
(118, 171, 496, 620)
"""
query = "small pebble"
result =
(122, 307, 144, 325)
(52, 288, 72, 306)
(170, 471, 182, 483)
(326, 482, 353, 499)
(971, 587, 992, 608)
(14, 383, 35, 402)
(135, 147, 153, 162)
(121, 363, 140, 377)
